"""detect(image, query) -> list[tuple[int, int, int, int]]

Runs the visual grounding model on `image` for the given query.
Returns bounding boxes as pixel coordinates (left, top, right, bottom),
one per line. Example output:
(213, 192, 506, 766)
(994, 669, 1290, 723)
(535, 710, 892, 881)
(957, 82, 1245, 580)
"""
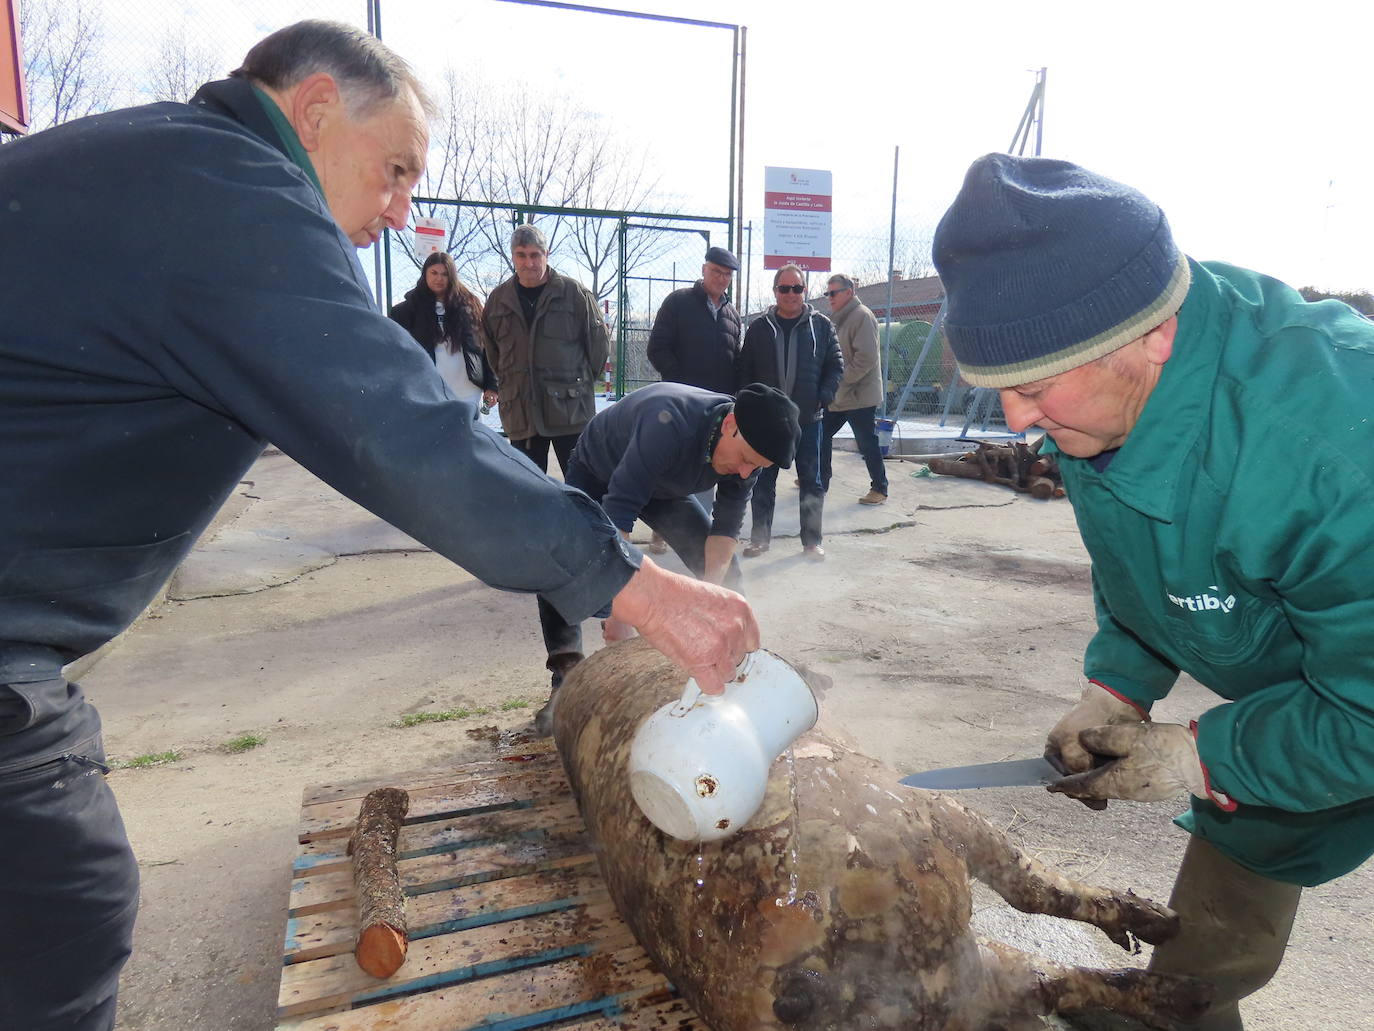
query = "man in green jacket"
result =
(933, 153, 1374, 1030)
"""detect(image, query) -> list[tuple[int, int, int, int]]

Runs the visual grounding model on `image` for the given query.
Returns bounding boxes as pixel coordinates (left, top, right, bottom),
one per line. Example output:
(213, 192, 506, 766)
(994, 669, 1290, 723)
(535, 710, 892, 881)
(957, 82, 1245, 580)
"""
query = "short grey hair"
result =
(772, 263, 805, 288)
(511, 224, 548, 253)
(828, 273, 856, 292)
(232, 20, 434, 120)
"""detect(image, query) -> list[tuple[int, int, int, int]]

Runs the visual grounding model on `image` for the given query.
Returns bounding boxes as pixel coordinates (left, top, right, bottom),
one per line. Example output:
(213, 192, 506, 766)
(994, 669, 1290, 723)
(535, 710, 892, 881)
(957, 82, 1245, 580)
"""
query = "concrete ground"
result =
(84, 442, 1371, 1031)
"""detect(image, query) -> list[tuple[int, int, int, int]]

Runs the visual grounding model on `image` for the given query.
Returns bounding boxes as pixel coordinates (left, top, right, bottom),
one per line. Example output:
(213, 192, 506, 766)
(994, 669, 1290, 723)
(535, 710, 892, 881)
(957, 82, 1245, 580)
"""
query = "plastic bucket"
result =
(876, 418, 896, 457)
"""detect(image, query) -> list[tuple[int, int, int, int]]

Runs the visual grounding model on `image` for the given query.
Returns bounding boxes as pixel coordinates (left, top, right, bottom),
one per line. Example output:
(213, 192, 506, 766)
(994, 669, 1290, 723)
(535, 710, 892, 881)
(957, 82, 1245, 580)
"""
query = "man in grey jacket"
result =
(0, 22, 755, 1031)
(821, 274, 889, 505)
(482, 224, 609, 476)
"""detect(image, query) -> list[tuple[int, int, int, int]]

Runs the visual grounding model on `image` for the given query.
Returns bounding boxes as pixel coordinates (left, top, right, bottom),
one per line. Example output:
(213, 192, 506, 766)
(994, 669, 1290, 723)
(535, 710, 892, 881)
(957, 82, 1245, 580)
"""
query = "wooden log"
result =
(347, 786, 410, 978)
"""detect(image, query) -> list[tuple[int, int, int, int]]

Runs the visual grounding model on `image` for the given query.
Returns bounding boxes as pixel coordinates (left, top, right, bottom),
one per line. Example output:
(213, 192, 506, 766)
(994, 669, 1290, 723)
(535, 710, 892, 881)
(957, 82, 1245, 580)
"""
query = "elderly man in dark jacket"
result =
(643, 245, 743, 554)
(0, 21, 756, 1031)
(646, 245, 743, 395)
(736, 263, 844, 560)
(532, 381, 801, 733)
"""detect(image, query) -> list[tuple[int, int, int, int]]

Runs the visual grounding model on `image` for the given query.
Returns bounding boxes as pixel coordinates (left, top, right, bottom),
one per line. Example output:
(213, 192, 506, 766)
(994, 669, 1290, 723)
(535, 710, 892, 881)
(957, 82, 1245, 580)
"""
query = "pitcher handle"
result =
(668, 653, 756, 717)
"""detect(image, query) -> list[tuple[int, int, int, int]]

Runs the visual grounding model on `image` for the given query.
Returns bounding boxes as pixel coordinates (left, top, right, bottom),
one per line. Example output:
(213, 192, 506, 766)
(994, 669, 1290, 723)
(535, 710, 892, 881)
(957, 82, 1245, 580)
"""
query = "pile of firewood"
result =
(927, 439, 1065, 499)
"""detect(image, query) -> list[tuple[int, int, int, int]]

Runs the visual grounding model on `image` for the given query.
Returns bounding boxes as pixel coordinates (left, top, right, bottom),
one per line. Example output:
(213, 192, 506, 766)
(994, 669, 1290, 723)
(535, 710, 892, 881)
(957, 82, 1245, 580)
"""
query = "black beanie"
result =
(733, 383, 801, 469)
(932, 153, 1191, 388)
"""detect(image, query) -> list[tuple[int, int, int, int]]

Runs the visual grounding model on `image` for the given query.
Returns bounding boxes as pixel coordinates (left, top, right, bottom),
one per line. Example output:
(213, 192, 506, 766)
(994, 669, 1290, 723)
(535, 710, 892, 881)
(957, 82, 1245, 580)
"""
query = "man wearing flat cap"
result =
(531, 381, 800, 732)
(644, 245, 744, 554)
(933, 152, 1374, 1030)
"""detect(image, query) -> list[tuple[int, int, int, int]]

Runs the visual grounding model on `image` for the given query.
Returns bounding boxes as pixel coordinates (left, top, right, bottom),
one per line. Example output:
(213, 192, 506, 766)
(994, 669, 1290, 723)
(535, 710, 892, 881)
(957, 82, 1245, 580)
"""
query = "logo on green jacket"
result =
(1167, 586, 1236, 614)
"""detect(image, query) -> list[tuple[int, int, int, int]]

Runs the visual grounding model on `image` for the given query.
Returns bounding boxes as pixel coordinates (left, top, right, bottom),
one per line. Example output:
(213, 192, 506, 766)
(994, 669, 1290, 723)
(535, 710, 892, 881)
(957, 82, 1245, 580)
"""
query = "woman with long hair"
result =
(388, 252, 498, 411)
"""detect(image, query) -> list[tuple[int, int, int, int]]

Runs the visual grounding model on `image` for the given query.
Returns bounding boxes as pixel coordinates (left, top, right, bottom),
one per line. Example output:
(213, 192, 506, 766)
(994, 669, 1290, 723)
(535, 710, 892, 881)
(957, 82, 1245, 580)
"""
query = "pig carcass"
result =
(552, 640, 1209, 1031)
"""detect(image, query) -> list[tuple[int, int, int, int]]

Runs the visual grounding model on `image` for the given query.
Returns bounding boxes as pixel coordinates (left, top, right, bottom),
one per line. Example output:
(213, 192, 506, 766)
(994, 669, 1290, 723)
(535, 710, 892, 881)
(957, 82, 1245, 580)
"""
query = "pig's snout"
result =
(773, 968, 827, 1024)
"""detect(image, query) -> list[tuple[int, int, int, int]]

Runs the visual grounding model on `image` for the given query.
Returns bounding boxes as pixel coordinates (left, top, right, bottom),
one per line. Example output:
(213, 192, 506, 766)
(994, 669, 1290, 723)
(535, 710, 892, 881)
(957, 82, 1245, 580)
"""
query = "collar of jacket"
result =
(1051, 258, 1225, 522)
(765, 303, 816, 330)
(831, 295, 862, 329)
(693, 280, 731, 309)
(496, 267, 564, 312)
(189, 78, 325, 198)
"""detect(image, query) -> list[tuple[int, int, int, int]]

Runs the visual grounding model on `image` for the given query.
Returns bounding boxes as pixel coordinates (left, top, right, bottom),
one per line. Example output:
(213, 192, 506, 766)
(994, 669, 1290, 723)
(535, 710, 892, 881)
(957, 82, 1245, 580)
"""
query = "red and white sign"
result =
(763, 167, 832, 271)
(413, 216, 446, 256)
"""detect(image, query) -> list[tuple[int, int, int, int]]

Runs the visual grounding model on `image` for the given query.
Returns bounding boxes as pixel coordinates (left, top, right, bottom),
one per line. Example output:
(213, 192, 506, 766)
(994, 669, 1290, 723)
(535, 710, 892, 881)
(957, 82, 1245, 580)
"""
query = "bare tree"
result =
(562, 143, 682, 301)
(852, 227, 938, 286)
(147, 24, 223, 104)
(393, 72, 680, 303)
(17, 0, 112, 130)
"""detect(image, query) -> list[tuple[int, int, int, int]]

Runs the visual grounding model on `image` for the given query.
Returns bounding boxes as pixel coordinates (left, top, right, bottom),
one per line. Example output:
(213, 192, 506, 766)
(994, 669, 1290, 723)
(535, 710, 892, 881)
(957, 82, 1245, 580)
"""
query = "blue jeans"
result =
(749, 419, 824, 549)
(0, 680, 139, 1031)
(821, 405, 888, 495)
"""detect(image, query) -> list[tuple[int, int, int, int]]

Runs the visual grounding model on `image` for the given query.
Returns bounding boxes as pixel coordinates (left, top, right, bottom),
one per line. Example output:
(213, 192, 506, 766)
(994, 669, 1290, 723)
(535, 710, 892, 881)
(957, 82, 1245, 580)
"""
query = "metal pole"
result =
(1034, 68, 1046, 156)
(727, 27, 738, 254)
(616, 217, 628, 398)
(882, 145, 898, 417)
(735, 27, 748, 258)
(744, 221, 753, 318)
(367, 0, 387, 311)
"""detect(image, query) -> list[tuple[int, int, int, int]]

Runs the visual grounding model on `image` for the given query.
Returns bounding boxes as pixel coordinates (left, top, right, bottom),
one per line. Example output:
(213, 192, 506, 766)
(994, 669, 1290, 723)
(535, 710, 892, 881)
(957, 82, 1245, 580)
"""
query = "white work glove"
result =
(1046, 721, 1236, 809)
(1044, 681, 1149, 811)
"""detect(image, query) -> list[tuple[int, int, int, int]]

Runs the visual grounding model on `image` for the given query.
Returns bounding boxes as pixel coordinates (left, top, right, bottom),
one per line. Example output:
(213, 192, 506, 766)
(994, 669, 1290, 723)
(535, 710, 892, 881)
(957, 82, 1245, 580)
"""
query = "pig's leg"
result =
(977, 940, 1212, 1031)
(926, 793, 1177, 950)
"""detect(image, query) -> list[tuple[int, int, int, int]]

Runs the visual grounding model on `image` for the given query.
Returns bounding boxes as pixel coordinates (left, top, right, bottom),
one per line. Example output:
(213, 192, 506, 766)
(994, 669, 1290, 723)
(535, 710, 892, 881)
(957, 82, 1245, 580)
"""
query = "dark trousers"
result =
(750, 418, 824, 548)
(510, 432, 580, 477)
(0, 682, 140, 1031)
(537, 461, 743, 663)
(821, 405, 888, 495)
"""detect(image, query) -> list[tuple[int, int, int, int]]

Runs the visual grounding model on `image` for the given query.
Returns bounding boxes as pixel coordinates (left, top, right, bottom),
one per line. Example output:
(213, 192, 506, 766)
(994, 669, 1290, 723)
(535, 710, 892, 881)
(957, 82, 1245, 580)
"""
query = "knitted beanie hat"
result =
(733, 383, 801, 469)
(932, 153, 1191, 388)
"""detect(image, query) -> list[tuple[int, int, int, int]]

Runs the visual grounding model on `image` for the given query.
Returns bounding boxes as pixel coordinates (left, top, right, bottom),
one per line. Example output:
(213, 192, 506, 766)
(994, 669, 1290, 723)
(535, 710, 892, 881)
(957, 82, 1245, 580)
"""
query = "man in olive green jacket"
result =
(934, 153, 1374, 1031)
(821, 273, 888, 504)
(483, 224, 610, 476)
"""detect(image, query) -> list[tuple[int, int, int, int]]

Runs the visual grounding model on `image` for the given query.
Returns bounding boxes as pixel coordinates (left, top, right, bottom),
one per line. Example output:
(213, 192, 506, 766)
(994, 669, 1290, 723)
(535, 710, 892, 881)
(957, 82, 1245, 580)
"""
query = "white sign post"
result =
(763, 167, 832, 272)
(413, 216, 446, 256)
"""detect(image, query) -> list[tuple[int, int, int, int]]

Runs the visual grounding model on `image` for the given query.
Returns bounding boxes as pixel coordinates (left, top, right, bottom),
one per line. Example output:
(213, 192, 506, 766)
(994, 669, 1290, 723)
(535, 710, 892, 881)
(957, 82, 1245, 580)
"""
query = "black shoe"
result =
(535, 652, 585, 737)
(742, 541, 770, 558)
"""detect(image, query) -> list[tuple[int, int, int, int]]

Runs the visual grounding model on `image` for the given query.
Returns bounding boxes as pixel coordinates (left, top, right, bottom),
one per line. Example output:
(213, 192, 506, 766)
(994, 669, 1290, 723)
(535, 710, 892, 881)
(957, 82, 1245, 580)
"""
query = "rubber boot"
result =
(1146, 836, 1302, 1030)
(533, 651, 584, 737)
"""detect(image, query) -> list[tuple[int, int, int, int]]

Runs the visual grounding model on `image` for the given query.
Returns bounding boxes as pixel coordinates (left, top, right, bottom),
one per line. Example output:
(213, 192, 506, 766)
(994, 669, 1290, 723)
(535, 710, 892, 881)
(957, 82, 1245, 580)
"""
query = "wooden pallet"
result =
(276, 734, 706, 1030)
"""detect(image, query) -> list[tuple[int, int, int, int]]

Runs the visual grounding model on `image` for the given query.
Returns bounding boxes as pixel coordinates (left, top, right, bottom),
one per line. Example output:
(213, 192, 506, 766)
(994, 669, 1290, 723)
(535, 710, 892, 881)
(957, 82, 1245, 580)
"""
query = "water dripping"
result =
(775, 746, 802, 907)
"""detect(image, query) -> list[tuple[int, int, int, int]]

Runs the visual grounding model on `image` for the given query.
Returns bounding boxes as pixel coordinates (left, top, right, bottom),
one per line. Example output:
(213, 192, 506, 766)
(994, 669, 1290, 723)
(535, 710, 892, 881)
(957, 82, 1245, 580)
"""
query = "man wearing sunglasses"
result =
(821, 274, 889, 506)
(735, 264, 844, 560)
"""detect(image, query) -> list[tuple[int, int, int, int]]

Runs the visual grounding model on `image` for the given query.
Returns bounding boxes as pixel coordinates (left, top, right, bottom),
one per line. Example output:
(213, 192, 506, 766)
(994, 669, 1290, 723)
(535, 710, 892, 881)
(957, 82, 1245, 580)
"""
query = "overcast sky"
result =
(92, 0, 1372, 294)
(396, 0, 1372, 294)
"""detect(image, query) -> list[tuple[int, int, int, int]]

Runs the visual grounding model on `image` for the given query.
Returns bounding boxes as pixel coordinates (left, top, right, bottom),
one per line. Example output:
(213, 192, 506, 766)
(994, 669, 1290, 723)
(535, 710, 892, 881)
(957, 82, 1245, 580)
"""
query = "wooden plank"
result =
(558, 997, 705, 1030)
(301, 748, 560, 807)
(283, 857, 605, 963)
(293, 798, 583, 877)
(277, 945, 668, 1031)
(289, 825, 593, 915)
(278, 899, 632, 1018)
(299, 765, 572, 842)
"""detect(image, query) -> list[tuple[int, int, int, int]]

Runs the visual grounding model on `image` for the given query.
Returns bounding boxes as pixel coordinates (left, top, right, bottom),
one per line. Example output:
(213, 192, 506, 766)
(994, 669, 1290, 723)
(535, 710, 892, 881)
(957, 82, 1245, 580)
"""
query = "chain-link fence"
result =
(15, 0, 1001, 435)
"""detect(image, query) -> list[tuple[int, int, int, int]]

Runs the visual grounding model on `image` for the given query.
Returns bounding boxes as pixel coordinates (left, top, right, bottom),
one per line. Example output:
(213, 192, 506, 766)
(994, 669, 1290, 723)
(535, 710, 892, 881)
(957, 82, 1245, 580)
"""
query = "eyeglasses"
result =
(775, 284, 805, 294)
(824, 288, 851, 298)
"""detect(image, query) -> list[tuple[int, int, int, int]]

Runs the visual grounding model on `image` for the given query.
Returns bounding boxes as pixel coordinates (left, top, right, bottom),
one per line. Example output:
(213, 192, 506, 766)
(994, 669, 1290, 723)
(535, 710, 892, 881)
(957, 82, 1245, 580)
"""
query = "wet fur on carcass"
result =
(552, 640, 1211, 1031)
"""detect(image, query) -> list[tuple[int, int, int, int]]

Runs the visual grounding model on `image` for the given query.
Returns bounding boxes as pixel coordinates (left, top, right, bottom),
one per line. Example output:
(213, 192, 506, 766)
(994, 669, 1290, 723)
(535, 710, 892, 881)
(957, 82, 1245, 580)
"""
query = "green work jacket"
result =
(1052, 259, 1374, 886)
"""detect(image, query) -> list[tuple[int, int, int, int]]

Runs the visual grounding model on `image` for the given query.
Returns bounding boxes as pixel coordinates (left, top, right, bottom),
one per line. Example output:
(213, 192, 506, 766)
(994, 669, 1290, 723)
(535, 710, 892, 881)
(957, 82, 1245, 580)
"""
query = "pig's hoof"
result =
(1119, 893, 1180, 947)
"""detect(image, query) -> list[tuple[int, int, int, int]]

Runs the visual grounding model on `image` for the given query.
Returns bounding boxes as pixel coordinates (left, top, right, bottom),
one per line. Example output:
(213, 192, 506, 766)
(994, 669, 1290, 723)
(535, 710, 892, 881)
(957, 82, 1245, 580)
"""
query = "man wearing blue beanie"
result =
(934, 153, 1374, 1030)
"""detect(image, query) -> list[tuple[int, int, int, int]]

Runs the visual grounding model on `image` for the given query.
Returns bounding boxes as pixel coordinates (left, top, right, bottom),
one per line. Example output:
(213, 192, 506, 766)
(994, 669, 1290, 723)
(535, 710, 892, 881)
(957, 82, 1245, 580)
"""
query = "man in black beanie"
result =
(933, 152, 1374, 1030)
(532, 381, 800, 732)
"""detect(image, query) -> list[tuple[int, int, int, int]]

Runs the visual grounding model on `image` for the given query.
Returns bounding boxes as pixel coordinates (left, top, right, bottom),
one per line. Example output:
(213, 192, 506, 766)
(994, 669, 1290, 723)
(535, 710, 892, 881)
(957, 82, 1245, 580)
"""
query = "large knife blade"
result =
(900, 756, 1060, 790)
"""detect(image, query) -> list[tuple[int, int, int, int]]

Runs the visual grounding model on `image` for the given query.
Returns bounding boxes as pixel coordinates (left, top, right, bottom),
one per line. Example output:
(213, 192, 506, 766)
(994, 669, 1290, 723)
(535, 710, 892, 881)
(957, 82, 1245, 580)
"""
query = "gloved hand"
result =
(1047, 722, 1235, 808)
(1045, 681, 1149, 811)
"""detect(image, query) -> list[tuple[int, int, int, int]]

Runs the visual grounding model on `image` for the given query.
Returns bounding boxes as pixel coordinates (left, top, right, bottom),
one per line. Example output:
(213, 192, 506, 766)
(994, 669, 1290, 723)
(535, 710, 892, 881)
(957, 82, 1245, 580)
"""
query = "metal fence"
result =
(15, 0, 1003, 434)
